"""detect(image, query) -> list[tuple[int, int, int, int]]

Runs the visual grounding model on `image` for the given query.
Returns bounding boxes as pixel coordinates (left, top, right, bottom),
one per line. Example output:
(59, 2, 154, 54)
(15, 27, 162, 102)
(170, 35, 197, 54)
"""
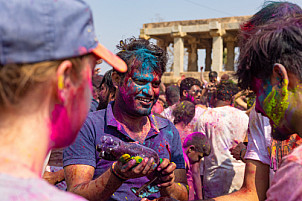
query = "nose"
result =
(141, 83, 153, 96)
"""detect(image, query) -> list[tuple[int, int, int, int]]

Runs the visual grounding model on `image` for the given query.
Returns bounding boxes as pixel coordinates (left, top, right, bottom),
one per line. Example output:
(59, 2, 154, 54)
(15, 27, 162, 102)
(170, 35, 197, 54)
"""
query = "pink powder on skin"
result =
(50, 104, 73, 148)
(49, 60, 93, 149)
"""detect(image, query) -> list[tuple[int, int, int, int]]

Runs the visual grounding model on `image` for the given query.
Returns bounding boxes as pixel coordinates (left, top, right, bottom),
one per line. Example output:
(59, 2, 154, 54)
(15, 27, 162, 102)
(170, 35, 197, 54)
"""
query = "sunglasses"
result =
(191, 90, 202, 94)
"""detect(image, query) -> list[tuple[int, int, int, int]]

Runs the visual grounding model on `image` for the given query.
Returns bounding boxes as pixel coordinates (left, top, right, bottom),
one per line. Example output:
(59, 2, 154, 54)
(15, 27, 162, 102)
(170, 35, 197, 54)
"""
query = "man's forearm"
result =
(69, 168, 123, 201)
(201, 187, 259, 201)
(160, 182, 189, 201)
(192, 171, 203, 199)
(199, 160, 269, 201)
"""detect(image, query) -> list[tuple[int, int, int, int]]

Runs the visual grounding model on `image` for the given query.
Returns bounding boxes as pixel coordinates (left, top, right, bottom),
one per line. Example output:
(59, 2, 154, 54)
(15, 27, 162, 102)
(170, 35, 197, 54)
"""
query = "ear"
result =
(272, 63, 289, 88)
(188, 145, 196, 153)
(183, 90, 188, 98)
(109, 92, 115, 101)
(111, 71, 122, 88)
(56, 60, 73, 103)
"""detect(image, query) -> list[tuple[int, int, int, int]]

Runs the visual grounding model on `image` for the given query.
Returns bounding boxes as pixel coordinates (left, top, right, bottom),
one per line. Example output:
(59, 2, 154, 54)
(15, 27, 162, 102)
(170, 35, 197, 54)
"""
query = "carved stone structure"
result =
(140, 16, 251, 84)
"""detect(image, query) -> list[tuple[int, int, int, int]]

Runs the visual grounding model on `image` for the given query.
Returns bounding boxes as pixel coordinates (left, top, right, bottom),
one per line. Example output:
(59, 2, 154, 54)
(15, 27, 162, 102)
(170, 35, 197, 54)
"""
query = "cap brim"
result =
(92, 43, 127, 73)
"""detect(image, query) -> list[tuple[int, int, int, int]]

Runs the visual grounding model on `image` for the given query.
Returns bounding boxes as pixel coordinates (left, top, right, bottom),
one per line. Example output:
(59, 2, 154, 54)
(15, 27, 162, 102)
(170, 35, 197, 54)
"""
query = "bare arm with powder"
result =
(191, 161, 203, 200)
(196, 159, 269, 201)
(157, 166, 188, 201)
(43, 169, 65, 185)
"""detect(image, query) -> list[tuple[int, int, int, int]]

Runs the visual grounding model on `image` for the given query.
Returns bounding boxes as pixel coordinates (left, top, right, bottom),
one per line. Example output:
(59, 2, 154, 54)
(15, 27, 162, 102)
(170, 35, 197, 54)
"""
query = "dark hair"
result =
(92, 74, 103, 88)
(237, 1, 302, 90)
(99, 69, 115, 95)
(115, 37, 167, 78)
(173, 100, 195, 125)
(179, 77, 201, 99)
(209, 71, 218, 78)
(241, 1, 302, 40)
(237, 16, 302, 90)
(216, 80, 238, 101)
(183, 132, 211, 156)
(165, 85, 180, 106)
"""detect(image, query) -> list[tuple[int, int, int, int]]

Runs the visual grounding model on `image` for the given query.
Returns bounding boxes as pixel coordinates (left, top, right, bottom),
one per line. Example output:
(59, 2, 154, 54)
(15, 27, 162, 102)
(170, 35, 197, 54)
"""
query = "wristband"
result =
(110, 162, 128, 182)
(240, 148, 247, 161)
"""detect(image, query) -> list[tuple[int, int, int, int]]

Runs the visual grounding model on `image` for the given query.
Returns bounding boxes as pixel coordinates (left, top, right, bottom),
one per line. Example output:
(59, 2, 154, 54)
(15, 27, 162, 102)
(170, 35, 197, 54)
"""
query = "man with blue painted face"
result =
(63, 38, 188, 201)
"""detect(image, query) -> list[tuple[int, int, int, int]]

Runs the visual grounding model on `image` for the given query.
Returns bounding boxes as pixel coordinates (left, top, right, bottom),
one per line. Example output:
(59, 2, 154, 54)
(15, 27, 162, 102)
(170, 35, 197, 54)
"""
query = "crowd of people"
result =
(2, 0, 302, 201)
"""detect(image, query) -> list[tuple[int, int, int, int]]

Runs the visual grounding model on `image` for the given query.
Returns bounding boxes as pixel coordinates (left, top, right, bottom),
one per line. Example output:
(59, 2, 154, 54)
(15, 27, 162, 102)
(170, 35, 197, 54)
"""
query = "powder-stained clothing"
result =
(195, 106, 248, 199)
(244, 107, 275, 183)
(89, 98, 98, 112)
(63, 102, 185, 201)
(245, 107, 302, 184)
(0, 173, 86, 201)
(161, 105, 206, 143)
(266, 144, 302, 201)
(161, 104, 206, 178)
(245, 107, 271, 165)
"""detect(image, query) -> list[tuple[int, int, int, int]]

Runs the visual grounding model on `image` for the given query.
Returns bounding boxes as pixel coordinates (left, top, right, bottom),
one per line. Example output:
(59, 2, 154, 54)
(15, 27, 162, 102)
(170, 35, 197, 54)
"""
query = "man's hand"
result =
(229, 141, 247, 162)
(114, 157, 157, 180)
(156, 158, 176, 188)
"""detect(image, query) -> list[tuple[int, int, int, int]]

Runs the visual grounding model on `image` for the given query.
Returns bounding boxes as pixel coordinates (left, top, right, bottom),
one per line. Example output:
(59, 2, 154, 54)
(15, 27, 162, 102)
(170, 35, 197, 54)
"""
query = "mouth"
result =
(136, 97, 153, 105)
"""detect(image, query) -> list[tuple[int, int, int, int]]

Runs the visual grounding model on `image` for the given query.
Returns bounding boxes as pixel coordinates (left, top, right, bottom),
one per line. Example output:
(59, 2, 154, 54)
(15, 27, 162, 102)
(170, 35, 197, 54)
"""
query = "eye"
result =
(133, 79, 148, 85)
(152, 81, 161, 88)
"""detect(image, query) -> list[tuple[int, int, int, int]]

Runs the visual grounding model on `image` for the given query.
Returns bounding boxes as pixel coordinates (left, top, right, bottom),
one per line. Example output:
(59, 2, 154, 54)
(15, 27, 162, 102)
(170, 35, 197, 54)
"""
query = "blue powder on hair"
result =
(134, 48, 158, 74)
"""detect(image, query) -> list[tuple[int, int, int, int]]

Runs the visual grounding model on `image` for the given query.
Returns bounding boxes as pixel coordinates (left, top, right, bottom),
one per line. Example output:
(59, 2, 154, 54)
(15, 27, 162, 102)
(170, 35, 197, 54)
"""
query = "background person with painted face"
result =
(161, 77, 206, 131)
(97, 69, 116, 110)
(0, 0, 127, 200)
(63, 38, 188, 201)
(235, 15, 302, 201)
(203, 71, 219, 108)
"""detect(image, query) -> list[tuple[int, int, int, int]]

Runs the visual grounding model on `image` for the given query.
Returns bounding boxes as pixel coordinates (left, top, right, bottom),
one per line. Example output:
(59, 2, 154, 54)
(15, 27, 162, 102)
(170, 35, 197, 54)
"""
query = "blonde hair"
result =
(0, 55, 89, 108)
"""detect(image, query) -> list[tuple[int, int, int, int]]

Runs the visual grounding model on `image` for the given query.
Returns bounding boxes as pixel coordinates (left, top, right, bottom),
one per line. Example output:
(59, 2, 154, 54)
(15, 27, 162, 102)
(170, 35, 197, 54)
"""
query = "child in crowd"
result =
(183, 132, 211, 200)
(173, 100, 196, 144)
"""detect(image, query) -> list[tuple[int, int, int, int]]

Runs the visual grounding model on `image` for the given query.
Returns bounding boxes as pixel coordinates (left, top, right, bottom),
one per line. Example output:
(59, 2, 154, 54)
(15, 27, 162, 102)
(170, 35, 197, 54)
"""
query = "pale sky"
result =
(84, 0, 302, 74)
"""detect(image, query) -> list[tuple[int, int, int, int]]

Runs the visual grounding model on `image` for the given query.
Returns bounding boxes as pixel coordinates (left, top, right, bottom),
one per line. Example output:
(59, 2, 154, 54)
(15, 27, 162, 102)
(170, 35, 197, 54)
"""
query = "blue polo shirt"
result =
(63, 102, 185, 201)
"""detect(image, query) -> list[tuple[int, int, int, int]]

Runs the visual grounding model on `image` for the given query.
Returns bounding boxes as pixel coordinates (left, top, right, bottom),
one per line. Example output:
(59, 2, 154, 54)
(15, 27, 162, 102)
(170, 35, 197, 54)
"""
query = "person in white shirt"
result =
(195, 81, 249, 199)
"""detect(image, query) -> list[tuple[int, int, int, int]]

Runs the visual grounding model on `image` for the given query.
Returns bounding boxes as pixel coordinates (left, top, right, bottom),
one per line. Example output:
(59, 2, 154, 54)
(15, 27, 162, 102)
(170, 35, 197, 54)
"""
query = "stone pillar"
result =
(205, 47, 212, 71)
(157, 39, 168, 54)
(211, 36, 223, 72)
(171, 25, 186, 77)
(225, 38, 235, 71)
(173, 36, 185, 77)
(188, 39, 198, 72)
(209, 21, 224, 72)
